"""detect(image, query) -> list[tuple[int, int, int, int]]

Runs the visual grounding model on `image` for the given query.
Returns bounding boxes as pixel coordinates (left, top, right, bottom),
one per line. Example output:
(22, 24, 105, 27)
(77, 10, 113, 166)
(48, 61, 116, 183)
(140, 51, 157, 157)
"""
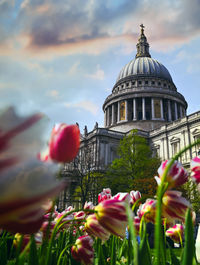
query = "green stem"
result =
(154, 138, 200, 265)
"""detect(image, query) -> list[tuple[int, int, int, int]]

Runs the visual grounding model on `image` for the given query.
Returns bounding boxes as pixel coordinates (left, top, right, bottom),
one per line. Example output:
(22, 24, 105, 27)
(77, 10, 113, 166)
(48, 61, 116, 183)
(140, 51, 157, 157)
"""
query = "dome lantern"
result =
(136, 24, 151, 59)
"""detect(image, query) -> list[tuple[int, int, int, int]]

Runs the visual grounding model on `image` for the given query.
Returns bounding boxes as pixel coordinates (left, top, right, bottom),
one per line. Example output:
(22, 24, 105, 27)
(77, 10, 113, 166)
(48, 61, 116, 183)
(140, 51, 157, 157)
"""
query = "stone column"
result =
(125, 100, 128, 121)
(160, 99, 164, 120)
(180, 105, 183, 118)
(151, 98, 155, 119)
(133, 98, 137, 120)
(104, 110, 106, 127)
(111, 104, 115, 125)
(174, 102, 178, 120)
(107, 107, 110, 126)
(117, 102, 120, 123)
(142, 97, 146, 120)
(168, 100, 172, 121)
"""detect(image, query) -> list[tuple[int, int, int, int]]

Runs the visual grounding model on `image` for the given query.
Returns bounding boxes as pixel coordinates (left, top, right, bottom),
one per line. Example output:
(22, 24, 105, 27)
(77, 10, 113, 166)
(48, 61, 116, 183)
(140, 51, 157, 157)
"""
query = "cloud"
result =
(68, 61, 80, 76)
(1, 0, 200, 57)
(64, 100, 99, 115)
(86, 64, 105, 80)
(48, 90, 59, 98)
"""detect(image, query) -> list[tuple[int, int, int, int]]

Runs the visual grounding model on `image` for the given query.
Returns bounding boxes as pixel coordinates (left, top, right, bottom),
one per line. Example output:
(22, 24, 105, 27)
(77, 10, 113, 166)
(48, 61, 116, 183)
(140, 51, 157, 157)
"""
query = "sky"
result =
(1, 0, 200, 133)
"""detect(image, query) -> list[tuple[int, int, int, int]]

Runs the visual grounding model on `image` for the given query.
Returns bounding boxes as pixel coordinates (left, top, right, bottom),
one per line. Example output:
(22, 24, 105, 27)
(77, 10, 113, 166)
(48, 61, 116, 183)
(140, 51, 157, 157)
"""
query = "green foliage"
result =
(106, 129, 160, 195)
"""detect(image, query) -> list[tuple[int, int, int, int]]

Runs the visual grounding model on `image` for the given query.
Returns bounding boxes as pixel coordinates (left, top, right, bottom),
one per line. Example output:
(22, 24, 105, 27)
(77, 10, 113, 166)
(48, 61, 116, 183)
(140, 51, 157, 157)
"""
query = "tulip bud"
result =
(49, 123, 80, 163)
(130, 190, 141, 204)
(98, 188, 112, 203)
(71, 235, 94, 265)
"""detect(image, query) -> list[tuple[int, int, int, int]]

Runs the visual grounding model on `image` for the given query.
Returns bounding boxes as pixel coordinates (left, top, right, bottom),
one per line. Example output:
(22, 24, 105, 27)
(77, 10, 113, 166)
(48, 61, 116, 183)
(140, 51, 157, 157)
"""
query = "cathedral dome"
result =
(116, 57, 173, 83)
(103, 24, 188, 133)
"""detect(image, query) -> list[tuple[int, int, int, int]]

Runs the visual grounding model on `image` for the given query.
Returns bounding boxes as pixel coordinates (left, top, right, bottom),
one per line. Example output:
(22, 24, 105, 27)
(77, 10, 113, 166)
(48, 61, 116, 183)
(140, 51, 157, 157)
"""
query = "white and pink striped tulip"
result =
(95, 198, 130, 238)
(85, 214, 110, 243)
(162, 190, 190, 222)
(166, 224, 184, 243)
(191, 156, 200, 184)
(155, 160, 188, 189)
(71, 235, 94, 265)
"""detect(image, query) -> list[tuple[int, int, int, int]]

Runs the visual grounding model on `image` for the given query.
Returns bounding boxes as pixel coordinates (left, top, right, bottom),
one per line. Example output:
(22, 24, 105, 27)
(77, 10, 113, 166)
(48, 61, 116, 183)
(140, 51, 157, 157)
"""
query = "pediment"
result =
(170, 136, 180, 143)
(192, 128, 200, 136)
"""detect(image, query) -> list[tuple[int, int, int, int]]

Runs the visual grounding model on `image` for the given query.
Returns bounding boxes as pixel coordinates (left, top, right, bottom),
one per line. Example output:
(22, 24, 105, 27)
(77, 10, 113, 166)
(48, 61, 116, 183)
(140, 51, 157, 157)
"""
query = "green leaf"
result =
(168, 246, 180, 265)
(138, 222, 152, 265)
(110, 236, 116, 265)
(28, 235, 38, 265)
(181, 209, 195, 265)
(0, 238, 8, 265)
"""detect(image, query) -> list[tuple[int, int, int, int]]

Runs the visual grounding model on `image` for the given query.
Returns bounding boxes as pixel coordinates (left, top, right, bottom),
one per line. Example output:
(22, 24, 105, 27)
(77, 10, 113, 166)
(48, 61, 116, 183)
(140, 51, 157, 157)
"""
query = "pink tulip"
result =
(71, 235, 94, 265)
(130, 190, 141, 204)
(85, 214, 110, 243)
(166, 224, 184, 243)
(162, 190, 190, 222)
(155, 160, 188, 189)
(95, 198, 129, 238)
(98, 188, 112, 203)
(137, 199, 157, 223)
(49, 123, 80, 163)
(190, 156, 200, 184)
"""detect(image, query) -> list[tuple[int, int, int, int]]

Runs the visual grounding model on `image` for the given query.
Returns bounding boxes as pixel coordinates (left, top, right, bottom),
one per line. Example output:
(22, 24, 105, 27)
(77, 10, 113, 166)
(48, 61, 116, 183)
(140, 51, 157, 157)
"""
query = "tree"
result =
(105, 129, 160, 196)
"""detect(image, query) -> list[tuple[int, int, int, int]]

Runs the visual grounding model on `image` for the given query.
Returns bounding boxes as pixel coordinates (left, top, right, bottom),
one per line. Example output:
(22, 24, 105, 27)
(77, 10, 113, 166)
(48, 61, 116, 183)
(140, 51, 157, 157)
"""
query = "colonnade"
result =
(104, 97, 185, 127)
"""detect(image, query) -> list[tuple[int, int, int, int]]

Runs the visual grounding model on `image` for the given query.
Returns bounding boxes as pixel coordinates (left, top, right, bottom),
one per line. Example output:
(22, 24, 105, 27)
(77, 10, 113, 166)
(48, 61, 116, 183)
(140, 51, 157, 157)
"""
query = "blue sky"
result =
(1, 0, 200, 133)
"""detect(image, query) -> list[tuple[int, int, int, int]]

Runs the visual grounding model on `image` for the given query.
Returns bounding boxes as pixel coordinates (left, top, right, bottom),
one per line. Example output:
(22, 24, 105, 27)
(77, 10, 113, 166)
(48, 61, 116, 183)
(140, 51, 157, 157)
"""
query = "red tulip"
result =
(49, 123, 80, 163)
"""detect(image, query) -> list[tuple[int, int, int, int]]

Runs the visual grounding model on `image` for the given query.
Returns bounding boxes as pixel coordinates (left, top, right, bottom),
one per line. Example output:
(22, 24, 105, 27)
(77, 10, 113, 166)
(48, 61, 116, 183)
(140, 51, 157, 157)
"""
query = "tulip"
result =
(162, 190, 190, 222)
(71, 235, 94, 265)
(155, 160, 188, 189)
(190, 156, 200, 184)
(95, 198, 129, 238)
(166, 224, 184, 243)
(49, 123, 80, 163)
(137, 199, 156, 223)
(14, 232, 42, 251)
(112, 192, 131, 202)
(98, 188, 112, 203)
(133, 216, 141, 234)
(130, 190, 141, 204)
(85, 214, 110, 243)
(0, 107, 66, 234)
(84, 201, 94, 211)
